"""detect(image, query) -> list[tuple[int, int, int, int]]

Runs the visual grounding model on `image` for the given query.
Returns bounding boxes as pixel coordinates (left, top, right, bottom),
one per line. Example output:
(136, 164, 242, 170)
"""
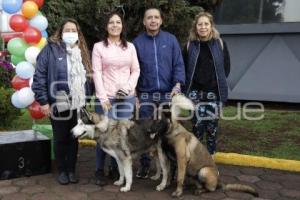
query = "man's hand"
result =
(171, 83, 181, 96)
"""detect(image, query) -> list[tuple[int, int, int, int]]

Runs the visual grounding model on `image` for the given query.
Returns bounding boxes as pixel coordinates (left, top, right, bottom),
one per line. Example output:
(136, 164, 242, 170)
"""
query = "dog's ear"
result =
(80, 107, 94, 124)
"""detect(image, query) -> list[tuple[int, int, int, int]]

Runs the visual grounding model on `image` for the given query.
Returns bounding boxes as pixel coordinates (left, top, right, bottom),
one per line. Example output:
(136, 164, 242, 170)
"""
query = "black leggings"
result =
(50, 110, 78, 173)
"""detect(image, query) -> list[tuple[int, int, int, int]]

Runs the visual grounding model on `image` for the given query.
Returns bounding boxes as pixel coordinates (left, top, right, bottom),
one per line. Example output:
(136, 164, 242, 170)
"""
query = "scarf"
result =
(66, 45, 86, 110)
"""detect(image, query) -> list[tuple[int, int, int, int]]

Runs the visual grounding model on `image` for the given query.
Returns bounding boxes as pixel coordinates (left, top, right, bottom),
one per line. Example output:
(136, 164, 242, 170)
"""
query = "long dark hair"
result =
(103, 11, 127, 49)
(49, 18, 92, 78)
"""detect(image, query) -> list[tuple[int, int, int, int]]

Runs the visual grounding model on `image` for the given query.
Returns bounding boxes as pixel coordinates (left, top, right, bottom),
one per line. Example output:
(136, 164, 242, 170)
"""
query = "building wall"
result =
(218, 23, 300, 103)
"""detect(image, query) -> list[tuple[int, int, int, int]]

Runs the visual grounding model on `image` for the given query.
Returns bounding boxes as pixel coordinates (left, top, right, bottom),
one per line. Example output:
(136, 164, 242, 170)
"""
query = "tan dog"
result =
(149, 94, 258, 197)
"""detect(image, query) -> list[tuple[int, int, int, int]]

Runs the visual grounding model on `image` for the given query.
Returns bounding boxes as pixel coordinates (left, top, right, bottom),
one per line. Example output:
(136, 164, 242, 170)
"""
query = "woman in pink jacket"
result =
(92, 11, 140, 186)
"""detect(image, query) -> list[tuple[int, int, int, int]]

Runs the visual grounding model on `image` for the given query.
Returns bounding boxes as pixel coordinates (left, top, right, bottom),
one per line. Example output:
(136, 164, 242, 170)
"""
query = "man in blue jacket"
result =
(133, 7, 185, 178)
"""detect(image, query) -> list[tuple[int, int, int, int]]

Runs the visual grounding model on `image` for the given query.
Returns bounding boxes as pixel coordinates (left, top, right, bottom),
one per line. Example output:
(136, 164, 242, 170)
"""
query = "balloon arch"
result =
(1, 0, 48, 119)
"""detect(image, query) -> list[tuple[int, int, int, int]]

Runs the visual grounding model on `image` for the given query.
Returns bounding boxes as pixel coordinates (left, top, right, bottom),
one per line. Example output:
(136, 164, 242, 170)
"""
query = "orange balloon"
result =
(22, 1, 39, 19)
(24, 0, 44, 8)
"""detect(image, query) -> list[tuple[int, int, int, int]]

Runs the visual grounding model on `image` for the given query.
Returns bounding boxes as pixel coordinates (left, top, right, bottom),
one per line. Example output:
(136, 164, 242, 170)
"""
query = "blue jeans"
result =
(95, 96, 135, 171)
(138, 92, 171, 167)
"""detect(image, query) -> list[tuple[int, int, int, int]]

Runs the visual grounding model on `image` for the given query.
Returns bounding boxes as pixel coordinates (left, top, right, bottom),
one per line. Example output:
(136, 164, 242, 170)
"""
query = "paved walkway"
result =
(0, 147, 300, 200)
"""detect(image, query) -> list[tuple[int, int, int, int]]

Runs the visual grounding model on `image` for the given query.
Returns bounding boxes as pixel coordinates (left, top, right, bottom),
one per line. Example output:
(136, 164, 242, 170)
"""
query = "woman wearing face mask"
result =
(183, 12, 230, 156)
(92, 11, 140, 186)
(32, 18, 93, 185)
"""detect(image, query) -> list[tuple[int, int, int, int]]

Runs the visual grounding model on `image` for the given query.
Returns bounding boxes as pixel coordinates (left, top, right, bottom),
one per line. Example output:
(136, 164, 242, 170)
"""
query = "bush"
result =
(0, 60, 14, 88)
(0, 87, 22, 128)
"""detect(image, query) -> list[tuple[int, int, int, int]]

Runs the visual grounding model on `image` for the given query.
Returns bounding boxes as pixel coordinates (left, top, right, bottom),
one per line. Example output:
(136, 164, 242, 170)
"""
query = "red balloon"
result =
(23, 26, 41, 44)
(24, 0, 44, 8)
(28, 101, 46, 119)
(11, 75, 29, 90)
(9, 14, 29, 32)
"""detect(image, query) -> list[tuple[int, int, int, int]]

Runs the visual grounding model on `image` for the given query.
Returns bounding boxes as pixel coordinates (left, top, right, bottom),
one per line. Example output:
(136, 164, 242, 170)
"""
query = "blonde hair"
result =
(188, 12, 220, 41)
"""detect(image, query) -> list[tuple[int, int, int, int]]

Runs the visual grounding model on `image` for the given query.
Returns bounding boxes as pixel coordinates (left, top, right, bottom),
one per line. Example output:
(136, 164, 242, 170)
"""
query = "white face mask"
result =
(62, 32, 78, 45)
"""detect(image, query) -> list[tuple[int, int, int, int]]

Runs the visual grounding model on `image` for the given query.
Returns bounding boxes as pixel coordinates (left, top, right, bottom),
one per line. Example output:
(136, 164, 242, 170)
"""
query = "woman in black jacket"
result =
(183, 12, 230, 155)
(32, 18, 93, 185)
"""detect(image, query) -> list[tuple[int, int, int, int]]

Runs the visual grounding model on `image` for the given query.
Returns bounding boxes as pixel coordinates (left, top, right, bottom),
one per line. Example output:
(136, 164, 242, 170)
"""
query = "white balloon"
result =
(16, 61, 35, 79)
(25, 46, 40, 65)
(29, 15, 48, 31)
(29, 77, 33, 88)
(17, 87, 35, 107)
(11, 91, 26, 108)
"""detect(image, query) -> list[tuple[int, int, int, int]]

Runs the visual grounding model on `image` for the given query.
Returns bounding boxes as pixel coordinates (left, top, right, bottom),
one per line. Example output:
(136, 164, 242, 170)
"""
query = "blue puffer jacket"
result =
(185, 39, 228, 102)
(32, 42, 94, 106)
(133, 30, 185, 93)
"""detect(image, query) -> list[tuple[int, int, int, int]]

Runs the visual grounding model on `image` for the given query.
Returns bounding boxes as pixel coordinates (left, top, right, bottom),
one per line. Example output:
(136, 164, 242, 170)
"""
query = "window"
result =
(215, 0, 300, 24)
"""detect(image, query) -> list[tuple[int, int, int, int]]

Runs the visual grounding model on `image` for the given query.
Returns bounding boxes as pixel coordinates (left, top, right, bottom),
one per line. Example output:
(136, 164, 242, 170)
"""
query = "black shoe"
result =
(68, 172, 79, 184)
(108, 167, 119, 181)
(95, 170, 108, 186)
(136, 165, 150, 179)
(57, 172, 69, 185)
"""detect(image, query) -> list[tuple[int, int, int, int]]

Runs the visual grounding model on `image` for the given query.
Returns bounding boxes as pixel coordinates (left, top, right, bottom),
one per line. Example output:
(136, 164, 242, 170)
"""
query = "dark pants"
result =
(95, 96, 135, 171)
(188, 90, 221, 155)
(138, 92, 171, 167)
(50, 109, 78, 173)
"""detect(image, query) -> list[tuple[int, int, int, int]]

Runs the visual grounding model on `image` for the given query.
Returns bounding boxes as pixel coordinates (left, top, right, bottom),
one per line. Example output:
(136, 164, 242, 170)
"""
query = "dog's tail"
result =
(171, 94, 194, 124)
(171, 94, 195, 111)
(220, 183, 258, 197)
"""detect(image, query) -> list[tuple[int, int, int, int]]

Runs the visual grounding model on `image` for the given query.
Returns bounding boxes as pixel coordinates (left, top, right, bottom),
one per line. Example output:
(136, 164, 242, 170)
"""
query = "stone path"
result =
(0, 147, 300, 200)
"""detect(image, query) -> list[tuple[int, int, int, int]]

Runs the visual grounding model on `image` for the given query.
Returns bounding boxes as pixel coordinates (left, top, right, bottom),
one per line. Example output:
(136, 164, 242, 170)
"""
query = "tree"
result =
(42, 0, 221, 47)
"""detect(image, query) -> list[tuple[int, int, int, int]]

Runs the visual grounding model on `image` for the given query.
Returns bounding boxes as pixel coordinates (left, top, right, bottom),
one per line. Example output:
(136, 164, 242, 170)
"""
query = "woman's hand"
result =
(101, 100, 112, 112)
(41, 104, 51, 117)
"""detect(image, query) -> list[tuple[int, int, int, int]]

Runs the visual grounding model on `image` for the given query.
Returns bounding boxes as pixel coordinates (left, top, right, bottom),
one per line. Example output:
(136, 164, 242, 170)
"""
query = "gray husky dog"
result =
(72, 109, 169, 192)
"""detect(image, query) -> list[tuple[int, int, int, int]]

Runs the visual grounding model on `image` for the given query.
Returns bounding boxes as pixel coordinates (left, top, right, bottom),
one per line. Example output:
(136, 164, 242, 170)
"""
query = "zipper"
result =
(187, 42, 200, 94)
(153, 37, 160, 90)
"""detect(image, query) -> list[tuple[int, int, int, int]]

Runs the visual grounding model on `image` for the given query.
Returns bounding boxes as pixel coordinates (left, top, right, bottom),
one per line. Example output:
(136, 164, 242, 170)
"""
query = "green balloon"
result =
(11, 55, 26, 65)
(7, 38, 29, 57)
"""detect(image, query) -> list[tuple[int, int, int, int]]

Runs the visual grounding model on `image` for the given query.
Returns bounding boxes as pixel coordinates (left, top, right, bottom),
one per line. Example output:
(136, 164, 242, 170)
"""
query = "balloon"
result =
(35, 37, 47, 49)
(11, 55, 26, 65)
(24, 26, 41, 44)
(25, 46, 40, 65)
(29, 14, 48, 31)
(29, 77, 33, 88)
(7, 38, 29, 57)
(11, 75, 29, 90)
(24, 0, 44, 8)
(9, 14, 29, 32)
(11, 91, 26, 108)
(21, 1, 38, 19)
(2, 0, 23, 14)
(16, 61, 35, 79)
(17, 87, 35, 107)
(41, 30, 48, 38)
(28, 101, 45, 119)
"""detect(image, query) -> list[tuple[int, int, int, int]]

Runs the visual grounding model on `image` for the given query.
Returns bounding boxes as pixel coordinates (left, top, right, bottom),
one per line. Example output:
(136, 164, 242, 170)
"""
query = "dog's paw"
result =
(114, 180, 124, 186)
(120, 186, 130, 192)
(194, 188, 205, 196)
(156, 183, 166, 191)
(150, 174, 161, 180)
(171, 189, 183, 198)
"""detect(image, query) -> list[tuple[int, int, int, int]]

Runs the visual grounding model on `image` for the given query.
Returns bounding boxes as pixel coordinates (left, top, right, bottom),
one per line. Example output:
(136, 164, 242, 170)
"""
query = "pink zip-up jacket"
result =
(92, 40, 140, 102)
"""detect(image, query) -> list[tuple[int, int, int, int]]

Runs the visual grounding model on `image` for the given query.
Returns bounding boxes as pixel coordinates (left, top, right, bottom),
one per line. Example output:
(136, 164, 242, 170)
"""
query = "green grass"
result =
(218, 106, 300, 160)
(1, 106, 300, 161)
